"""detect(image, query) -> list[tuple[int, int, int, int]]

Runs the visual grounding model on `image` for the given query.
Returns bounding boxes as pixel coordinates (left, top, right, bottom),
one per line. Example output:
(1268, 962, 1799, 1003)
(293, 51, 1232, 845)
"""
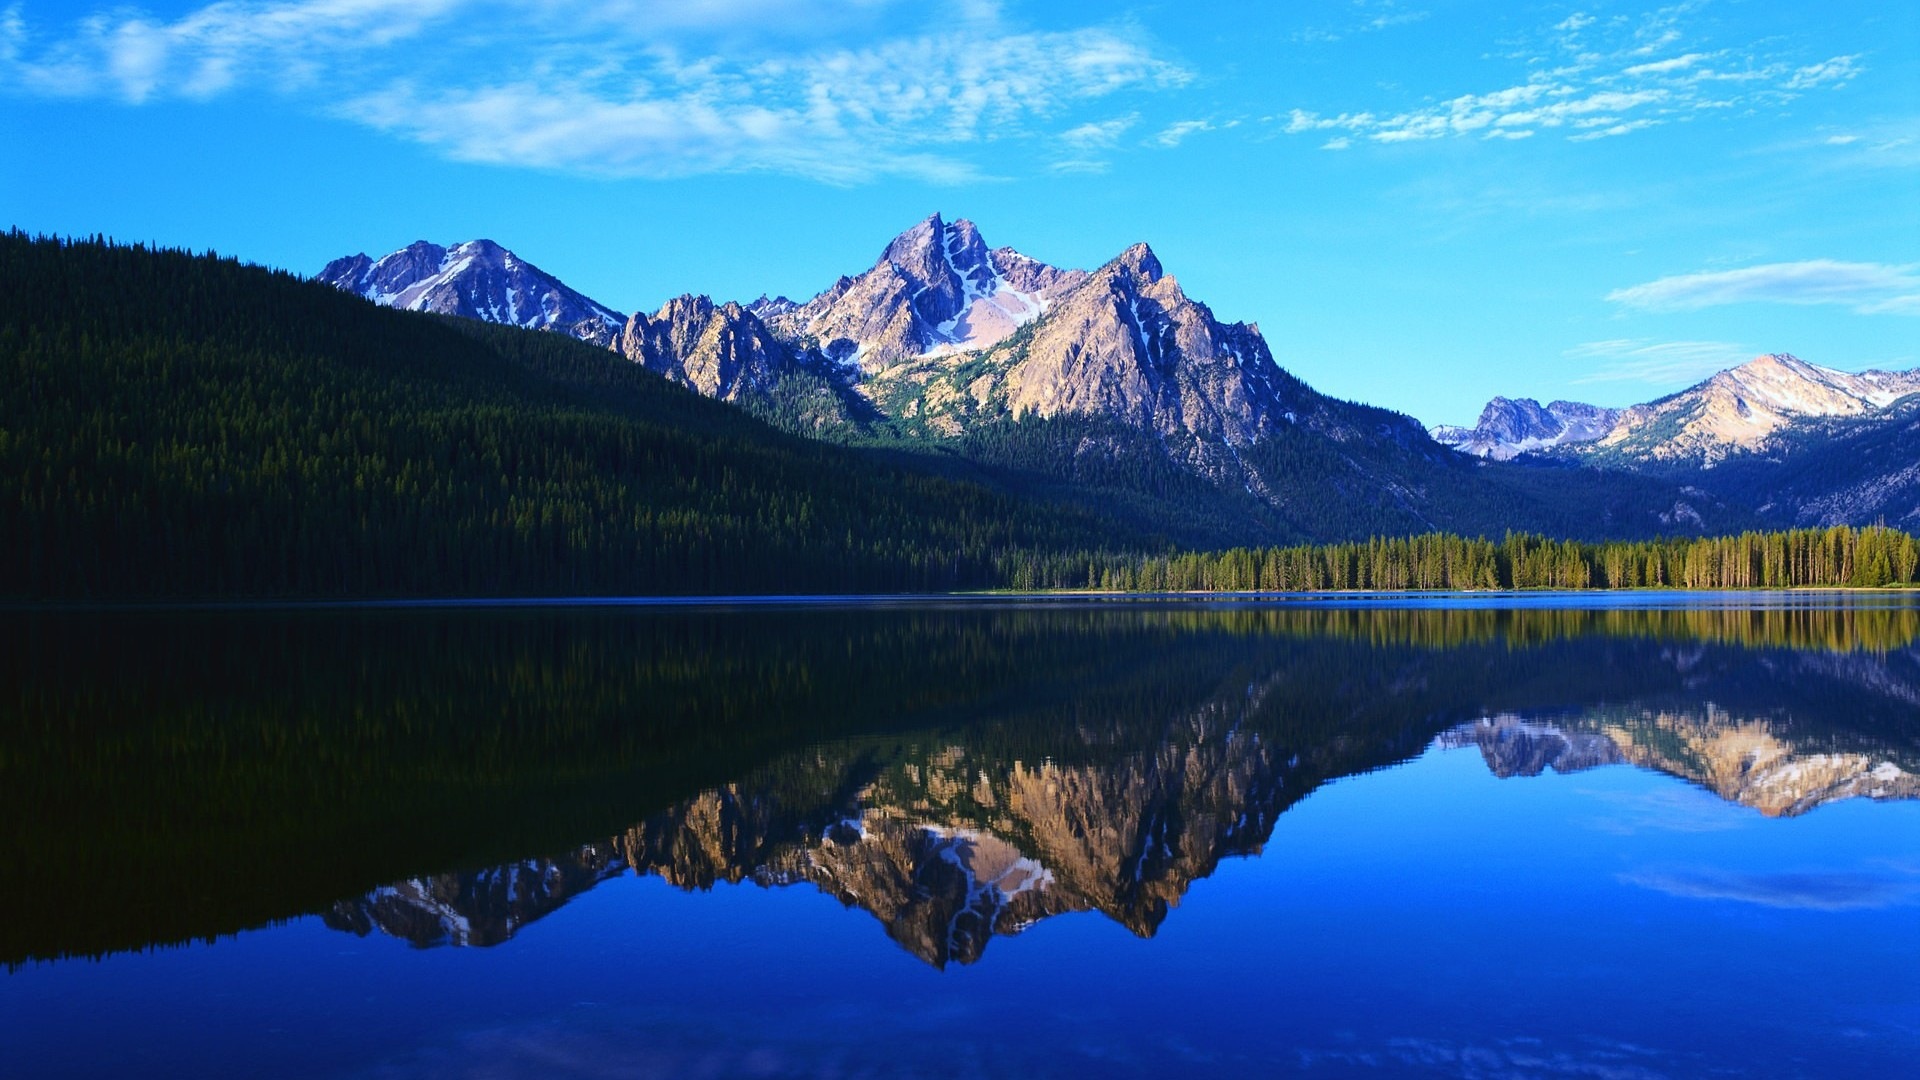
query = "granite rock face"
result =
(765, 212, 1086, 372)
(1001, 242, 1296, 445)
(617, 294, 797, 403)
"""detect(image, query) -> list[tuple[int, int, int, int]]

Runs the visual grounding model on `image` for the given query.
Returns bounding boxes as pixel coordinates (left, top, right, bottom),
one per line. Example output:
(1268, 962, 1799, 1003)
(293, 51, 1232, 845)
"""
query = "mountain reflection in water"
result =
(14, 599, 1902, 969)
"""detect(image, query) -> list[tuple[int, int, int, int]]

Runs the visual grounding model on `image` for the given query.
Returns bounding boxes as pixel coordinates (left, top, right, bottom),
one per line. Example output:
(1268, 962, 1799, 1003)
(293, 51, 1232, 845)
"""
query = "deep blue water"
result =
(4, 596, 1918, 1077)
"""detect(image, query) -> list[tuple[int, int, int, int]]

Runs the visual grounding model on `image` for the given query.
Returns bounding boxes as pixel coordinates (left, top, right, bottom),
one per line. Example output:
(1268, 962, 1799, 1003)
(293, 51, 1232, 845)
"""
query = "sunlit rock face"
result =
(617, 294, 796, 403)
(998, 243, 1296, 446)
(1593, 353, 1920, 466)
(666, 213, 1317, 455)
(317, 239, 626, 345)
(765, 213, 1086, 374)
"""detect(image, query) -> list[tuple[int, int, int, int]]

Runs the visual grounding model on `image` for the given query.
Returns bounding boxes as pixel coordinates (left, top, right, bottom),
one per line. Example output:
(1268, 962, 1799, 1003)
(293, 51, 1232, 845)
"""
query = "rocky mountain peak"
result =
(618, 293, 794, 402)
(1109, 242, 1164, 284)
(1433, 396, 1623, 461)
(317, 238, 625, 345)
(768, 213, 1078, 370)
(747, 294, 797, 320)
(1478, 397, 1564, 442)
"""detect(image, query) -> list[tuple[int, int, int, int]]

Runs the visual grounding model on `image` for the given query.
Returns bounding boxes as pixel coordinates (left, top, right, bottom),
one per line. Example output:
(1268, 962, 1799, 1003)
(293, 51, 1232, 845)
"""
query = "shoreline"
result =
(5, 585, 1918, 615)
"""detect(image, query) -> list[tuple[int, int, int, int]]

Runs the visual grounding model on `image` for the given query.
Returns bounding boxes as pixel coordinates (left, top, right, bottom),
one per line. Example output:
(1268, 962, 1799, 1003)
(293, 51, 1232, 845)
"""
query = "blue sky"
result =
(4, 0, 1915, 425)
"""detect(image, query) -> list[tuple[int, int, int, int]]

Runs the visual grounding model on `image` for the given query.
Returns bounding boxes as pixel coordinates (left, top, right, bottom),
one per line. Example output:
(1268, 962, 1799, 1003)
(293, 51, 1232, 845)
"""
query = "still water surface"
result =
(4, 595, 1919, 1077)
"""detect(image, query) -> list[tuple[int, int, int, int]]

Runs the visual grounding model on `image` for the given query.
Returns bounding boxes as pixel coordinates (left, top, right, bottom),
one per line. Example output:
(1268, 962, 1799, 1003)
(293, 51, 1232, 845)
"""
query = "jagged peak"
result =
(1107, 242, 1163, 283)
(881, 212, 947, 267)
(653, 293, 717, 321)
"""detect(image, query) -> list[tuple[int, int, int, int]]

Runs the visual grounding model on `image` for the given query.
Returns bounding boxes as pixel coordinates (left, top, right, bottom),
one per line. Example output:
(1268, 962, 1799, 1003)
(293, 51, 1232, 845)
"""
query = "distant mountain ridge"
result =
(1434, 353, 1920, 526)
(1437, 353, 1920, 466)
(1431, 398, 1621, 460)
(319, 239, 626, 345)
(1591, 353, 1920, 466)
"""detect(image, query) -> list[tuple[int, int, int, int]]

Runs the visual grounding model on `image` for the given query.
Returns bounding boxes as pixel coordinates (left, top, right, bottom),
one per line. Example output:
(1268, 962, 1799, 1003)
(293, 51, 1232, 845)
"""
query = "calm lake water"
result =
(4, 594, 1919, 1078)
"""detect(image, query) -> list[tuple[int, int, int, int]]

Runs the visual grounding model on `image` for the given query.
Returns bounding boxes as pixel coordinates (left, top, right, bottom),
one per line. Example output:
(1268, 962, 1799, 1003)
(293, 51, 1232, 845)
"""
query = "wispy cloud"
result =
(1276, 5, 1866, 148)
(1623, 867, 1920, 911)
(1059, 114, 1136, 150)
(1156, 118, 1217, 147)
(1, 0, 1189, 183)
(1607, 260, 1920, 315)
(1784, 54, 1862, 90)
(1567, 339, 1756, 386)
(1293, 0, 1430, 45)
(3, 0, 465, 101)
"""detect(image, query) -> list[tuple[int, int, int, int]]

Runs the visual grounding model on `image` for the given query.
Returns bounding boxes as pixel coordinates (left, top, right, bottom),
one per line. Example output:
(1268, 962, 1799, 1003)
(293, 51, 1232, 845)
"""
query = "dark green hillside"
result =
(0, 233, 1150, 600)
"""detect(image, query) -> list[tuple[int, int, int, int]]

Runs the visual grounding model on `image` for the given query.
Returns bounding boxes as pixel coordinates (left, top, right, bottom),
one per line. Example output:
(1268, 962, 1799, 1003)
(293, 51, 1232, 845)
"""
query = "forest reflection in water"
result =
(5, 594, 1920, 969)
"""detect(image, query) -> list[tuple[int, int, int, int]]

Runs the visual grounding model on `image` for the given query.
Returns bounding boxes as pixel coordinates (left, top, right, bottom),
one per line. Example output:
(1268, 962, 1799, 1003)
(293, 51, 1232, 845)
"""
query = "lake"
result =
(4, 594, 1919, 1078)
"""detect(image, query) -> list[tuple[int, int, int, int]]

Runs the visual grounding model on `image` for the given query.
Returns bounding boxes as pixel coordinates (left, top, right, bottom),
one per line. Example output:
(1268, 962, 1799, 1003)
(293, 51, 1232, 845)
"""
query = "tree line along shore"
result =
(997, 526, 1920, 594)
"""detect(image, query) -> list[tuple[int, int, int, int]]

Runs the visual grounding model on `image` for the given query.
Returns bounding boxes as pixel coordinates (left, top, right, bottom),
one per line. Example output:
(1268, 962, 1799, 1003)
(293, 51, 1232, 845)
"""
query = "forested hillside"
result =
(0, 233, 1155, 599)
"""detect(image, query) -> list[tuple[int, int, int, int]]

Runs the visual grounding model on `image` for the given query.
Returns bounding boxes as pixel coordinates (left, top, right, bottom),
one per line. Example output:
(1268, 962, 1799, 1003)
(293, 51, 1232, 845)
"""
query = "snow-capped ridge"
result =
(317, 238, 626, 345)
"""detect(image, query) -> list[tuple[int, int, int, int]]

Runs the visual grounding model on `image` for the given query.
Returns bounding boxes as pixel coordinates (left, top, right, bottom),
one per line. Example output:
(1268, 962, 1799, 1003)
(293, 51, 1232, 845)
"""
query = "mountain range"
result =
(321, 218, 1920, 533)
(322, 217, 1752, 542)
(1432, 353, 1920, 525)
(323, 216, 1340, 451)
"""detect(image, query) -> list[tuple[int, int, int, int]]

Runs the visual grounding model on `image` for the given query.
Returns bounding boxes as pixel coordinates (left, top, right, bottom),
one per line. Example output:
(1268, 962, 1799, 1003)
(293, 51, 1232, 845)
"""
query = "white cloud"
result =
(1058, 114, 1135, 149)
(1275, 7, 1869, 149)
(1568, 339, 1756, 385)
(6, 0, 466, 102)
(1785, 54, 1861, 90)
(1623, 51, 1706, 77)
(1568, 117, 1660, 141)
(1320, 135, 1350, 150)
(1608, 260, 1920, 315)
(1047, 158, 1109, 175)
(1155, 118, 1215, 147)
(1, 0, 1188, 183)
